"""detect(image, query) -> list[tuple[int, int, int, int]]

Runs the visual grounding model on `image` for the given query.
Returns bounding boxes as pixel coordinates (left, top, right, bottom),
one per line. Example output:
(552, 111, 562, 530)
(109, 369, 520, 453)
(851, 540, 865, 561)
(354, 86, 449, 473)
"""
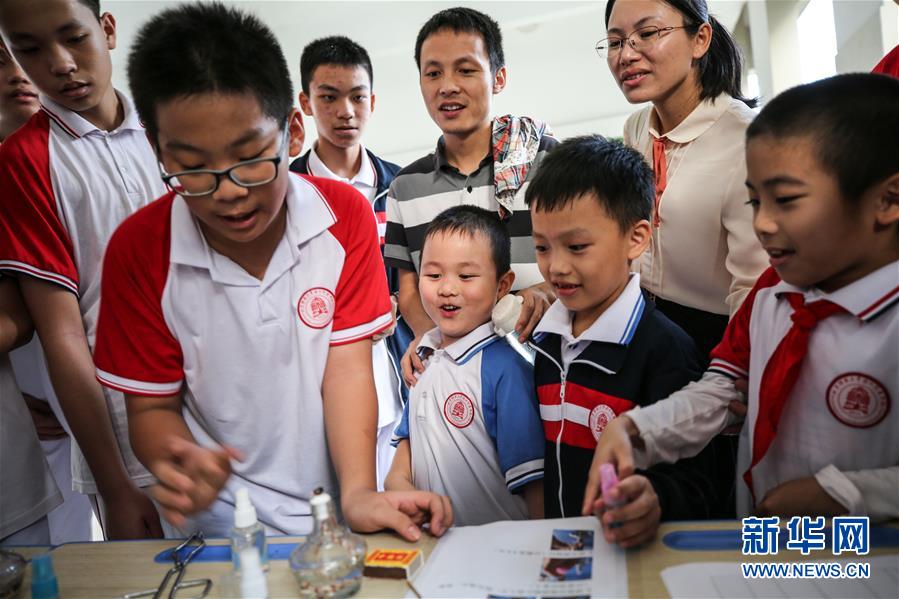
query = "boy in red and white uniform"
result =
(93, 3, 451, 538)
(0, 0, 164, 538)
(0, 38, 93, 544)
(588, 74, 899, 528)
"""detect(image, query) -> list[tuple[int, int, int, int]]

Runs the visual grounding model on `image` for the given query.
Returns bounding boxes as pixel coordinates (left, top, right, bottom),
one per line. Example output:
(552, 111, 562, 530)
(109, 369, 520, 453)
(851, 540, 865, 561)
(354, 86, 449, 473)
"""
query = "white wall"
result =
(104, 0, 748, 166)
(833, 0, 897, 73)
(746, 0, 898, 102)
(102, 0, 896, 166)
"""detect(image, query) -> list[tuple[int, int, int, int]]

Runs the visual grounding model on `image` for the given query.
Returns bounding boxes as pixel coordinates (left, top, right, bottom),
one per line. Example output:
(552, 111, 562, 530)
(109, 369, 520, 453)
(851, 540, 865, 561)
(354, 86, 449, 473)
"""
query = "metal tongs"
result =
(123, 531, 212, 599)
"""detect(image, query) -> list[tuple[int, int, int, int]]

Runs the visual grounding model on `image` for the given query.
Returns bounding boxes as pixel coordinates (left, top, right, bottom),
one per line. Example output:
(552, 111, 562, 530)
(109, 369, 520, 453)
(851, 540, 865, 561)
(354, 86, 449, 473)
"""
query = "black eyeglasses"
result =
(159, 126, 289, 197)
(595, 25, 687, 59)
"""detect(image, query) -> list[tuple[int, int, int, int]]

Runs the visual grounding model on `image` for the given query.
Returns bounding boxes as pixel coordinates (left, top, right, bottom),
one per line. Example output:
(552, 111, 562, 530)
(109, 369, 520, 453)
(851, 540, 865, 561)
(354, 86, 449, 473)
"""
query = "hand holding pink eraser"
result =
(600, 463, 626, 509)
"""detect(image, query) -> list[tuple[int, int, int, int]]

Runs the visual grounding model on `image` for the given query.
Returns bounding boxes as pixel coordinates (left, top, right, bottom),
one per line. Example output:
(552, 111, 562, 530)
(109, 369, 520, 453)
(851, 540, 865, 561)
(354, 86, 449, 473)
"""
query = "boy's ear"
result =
(100, 12, 117, 50)
(873, 172, 899, 228)
(298, 91, 313, 117)
(370, 92, 376, 114)
(492, 66, 507, 95)
(627, 219, 652, 262)
(288, 108, 305, 158)
(496, 269, 515, 299)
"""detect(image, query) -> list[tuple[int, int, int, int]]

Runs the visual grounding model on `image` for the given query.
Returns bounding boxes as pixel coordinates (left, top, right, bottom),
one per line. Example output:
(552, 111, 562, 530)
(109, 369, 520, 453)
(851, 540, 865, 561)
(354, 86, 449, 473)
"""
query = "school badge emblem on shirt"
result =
(826, 372, 890, 428)
(444, 392, 474, 428)
(297, 287, 335, 329)
(589, 404, 617, 441)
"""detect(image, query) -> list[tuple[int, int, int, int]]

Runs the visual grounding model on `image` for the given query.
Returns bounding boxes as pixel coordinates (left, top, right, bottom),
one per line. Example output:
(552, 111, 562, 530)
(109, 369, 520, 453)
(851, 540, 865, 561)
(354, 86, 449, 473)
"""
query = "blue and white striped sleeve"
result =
(481, 344, 544, 492)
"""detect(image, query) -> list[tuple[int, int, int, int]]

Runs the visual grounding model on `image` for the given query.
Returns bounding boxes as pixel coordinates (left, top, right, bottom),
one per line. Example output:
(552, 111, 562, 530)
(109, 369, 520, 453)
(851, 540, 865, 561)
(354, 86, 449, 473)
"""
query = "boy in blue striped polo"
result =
(386, 206, 544, 525)
(528, 136, 736, 547)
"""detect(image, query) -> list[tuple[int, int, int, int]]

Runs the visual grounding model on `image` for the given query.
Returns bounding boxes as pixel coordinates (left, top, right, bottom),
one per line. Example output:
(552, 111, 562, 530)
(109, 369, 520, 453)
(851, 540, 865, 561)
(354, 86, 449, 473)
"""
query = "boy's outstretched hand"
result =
(341, 488, 454, 542)
(593, 474, 661, 548)
(149, 436, 241, 529)
(581, 414, 639, 516)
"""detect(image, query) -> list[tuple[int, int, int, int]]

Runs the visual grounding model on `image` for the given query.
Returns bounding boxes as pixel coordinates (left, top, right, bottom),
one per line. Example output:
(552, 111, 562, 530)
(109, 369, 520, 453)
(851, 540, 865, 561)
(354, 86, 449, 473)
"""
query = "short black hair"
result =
(78, 0, 100, 19)
(414, 7, 504, 75)
(0, 0, 100, 26)
(526, 135, 653, 232)
(423, 205, 511, 278)
(747, 73, 899, 201)
(300, 35, 373, 95)
(127, 2, 293, 139)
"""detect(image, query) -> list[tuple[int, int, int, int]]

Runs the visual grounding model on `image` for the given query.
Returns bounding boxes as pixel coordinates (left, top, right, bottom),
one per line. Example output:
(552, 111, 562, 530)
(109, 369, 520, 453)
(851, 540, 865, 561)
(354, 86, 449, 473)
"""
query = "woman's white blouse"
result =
(624, 93, 768, 316)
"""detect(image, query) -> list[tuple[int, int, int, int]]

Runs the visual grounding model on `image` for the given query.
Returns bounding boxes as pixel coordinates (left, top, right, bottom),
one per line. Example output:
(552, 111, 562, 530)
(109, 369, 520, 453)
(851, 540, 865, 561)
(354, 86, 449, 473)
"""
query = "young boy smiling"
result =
(589, 74, 899, 524)
(386, 206, 544, 525)
(92, 3, 451, 539)
(528, 136, 735, 547)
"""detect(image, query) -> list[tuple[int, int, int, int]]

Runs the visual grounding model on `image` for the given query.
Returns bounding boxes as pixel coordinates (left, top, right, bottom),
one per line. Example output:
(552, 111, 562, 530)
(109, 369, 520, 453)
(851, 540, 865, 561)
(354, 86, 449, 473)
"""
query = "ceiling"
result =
(106, 0, 747, 164)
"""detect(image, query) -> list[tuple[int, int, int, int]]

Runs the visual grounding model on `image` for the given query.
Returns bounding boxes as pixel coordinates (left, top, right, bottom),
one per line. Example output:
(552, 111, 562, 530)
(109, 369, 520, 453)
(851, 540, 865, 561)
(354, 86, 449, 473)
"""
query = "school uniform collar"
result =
(534, 273, 645, 346)
(417, 321, 499, 365)
(40, 90, 143, 139)
(169, 172, 336, 283)
(771, 259, 899, 323)
(647, 92, 732, 144)
(307, 143, 377, 190)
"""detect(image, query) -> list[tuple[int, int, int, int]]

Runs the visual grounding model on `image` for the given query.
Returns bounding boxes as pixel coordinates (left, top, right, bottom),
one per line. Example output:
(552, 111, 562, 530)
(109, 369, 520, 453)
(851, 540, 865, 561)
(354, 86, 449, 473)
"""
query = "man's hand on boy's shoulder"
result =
(400, 336, 427, 387)
(341, 487, 453, 542)
(149, 436, 241, 529)
(514, 282, 555, 342)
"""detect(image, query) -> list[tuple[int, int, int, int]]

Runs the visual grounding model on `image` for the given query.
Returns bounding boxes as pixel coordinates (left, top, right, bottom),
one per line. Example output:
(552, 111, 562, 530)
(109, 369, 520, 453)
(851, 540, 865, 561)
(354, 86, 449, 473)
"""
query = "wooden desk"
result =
(29, 520, 899, 598)
(49, 534, 436, 598)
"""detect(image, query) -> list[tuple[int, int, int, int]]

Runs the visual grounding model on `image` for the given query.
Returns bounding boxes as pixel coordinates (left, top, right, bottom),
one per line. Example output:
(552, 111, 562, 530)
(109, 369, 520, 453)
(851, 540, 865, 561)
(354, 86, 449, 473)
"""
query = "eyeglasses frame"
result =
(595, 25, 688, 59)
(158, 125, 291, 197)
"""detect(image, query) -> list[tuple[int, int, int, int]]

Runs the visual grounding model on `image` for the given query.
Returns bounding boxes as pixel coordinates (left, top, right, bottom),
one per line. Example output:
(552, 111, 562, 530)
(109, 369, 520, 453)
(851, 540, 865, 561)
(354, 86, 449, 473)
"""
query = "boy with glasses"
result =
(93, 3, 452, 539)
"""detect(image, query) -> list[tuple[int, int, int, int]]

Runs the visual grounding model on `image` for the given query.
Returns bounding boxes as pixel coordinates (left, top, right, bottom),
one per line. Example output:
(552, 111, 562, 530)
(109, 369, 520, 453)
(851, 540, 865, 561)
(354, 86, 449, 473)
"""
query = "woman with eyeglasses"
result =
(590, 0, 767, 544)
(599, 0, 767, 358)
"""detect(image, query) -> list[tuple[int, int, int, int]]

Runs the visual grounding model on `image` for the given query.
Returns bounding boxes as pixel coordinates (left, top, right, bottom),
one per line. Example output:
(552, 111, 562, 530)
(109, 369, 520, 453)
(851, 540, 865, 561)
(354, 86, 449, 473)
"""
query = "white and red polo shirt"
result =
(631, 263, 899, 519)
(93, 172, 392, 535)
(0, 92, 165, 492)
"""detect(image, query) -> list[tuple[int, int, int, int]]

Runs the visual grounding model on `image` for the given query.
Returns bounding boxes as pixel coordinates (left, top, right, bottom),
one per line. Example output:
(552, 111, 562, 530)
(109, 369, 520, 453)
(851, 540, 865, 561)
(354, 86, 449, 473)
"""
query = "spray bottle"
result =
(231, 487, 268, 571)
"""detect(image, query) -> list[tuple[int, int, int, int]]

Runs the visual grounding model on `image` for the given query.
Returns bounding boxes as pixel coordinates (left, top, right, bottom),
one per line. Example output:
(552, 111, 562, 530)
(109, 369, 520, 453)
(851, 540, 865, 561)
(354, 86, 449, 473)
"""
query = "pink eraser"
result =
(600, 463, 618, 497)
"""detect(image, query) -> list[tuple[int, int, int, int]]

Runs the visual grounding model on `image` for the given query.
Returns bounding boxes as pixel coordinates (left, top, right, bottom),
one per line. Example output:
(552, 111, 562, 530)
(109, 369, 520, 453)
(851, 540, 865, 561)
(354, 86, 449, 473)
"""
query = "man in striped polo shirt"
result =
(385, 7, 557, 382)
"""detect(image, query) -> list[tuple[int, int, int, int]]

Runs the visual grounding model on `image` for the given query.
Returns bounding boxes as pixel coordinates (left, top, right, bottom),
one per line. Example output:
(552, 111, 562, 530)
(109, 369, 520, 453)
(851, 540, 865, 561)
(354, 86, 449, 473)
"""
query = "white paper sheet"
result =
(661, 554, 899, 599)
(409, 517, 627, 598)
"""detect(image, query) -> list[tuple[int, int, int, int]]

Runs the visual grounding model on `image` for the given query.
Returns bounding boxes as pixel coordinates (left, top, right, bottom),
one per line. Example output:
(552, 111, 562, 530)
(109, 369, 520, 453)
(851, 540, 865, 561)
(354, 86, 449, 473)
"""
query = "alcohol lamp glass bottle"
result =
(289, 491, 366, 597)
